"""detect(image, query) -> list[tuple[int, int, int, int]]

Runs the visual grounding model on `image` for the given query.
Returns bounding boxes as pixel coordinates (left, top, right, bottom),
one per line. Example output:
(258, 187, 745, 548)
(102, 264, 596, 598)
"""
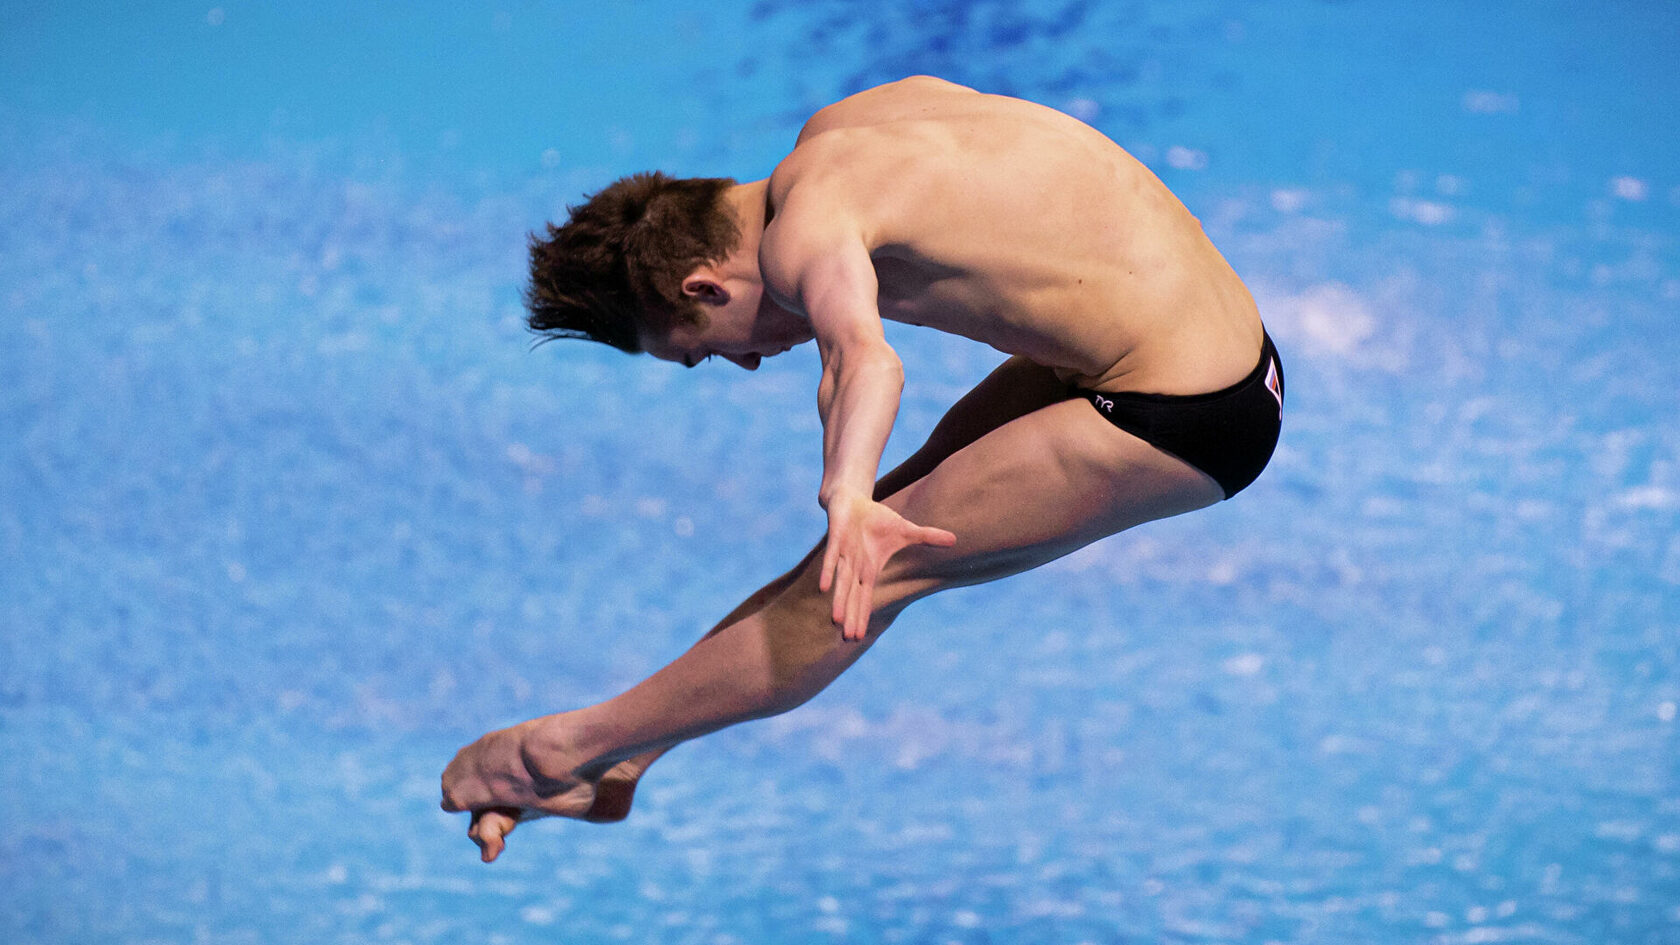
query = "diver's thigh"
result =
(874, 356, 1069, 501)
(874, 397, 1223, 605)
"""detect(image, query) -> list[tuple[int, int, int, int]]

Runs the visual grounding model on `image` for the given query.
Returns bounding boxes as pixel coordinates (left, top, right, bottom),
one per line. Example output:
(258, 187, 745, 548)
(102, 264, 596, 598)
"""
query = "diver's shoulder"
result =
(880, 74, 978, 94)
(795, 76, 979, 145)
(775, 124, 888, 190)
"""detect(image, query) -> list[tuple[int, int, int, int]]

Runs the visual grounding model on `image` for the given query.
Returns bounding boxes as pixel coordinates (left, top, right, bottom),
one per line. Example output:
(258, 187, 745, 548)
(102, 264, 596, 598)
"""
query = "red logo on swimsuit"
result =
(1264, 359, 1283, 418)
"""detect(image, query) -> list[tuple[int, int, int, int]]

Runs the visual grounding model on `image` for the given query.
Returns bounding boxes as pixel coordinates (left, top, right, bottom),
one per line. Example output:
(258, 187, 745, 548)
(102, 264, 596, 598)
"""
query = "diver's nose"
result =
(724, 353, 761, 371)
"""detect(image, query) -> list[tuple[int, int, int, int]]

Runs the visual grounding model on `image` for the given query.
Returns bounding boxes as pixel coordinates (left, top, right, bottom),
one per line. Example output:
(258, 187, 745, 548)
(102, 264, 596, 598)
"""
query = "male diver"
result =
(441, 76, 1283, 861)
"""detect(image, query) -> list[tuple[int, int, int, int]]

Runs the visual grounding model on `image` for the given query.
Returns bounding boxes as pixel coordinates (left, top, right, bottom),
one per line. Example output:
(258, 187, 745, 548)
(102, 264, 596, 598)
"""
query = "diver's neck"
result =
(718, 179, 770, 285)
(726, 179, 769, 244)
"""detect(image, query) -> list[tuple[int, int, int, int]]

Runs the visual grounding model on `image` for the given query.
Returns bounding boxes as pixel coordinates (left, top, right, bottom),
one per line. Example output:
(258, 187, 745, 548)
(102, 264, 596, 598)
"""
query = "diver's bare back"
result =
(764, 76, 1262, 395)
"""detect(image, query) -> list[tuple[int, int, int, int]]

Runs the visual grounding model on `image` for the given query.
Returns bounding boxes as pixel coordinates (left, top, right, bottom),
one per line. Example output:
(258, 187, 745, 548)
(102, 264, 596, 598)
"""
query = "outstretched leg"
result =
(443, 360, 1227, 858)
(579, 355, 1070, 823)
(577, 543, 819, 821)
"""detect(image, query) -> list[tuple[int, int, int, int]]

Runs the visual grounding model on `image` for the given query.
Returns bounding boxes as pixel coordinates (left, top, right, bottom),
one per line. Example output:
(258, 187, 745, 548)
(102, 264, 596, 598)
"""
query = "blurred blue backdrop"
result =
(2, 2, 1677, 943)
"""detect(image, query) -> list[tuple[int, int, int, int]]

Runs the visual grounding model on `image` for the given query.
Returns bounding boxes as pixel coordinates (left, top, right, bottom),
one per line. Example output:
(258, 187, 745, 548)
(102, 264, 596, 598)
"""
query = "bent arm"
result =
(763, 221, 901, 509)
(817, 328, 903, 509)
(761, 201, 953, 638)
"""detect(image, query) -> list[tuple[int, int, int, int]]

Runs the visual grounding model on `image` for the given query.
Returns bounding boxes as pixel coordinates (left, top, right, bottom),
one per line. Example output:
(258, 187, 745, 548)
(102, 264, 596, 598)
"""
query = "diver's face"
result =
(642, 288, 812, 371)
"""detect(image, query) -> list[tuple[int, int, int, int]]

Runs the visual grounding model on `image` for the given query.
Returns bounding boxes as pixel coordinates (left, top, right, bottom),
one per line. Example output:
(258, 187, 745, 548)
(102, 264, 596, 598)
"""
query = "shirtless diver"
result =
(441, 76, 1284, 862)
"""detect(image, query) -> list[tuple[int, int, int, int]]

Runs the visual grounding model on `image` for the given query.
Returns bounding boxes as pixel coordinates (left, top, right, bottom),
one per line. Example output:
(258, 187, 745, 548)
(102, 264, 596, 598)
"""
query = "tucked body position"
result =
(442, 76, 1284, 861)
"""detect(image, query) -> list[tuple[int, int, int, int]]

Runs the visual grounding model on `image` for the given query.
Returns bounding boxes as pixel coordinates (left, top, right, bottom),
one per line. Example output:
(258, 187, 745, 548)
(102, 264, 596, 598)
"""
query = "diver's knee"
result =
(873, 545, 961, 612)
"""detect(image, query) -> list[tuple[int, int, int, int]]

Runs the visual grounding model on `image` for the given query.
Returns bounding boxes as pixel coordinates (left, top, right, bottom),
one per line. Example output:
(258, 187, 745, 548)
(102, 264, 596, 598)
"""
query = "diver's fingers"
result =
(863, 566, 879, 633)
(849, 570, 873, 642)
(819, 541, 837, 594)
(917, 525, 957, 548)
(832, 556, 852, 626)
(850, 557, 874, 641)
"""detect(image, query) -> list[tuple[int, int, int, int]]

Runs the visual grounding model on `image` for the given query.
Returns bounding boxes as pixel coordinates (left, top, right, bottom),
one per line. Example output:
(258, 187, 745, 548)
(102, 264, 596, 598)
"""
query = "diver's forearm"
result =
(817, 347, 904, 507)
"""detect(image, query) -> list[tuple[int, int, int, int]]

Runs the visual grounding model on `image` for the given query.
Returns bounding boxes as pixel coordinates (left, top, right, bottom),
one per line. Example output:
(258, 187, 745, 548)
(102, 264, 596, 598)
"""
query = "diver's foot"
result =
(441, 715, 599, 821)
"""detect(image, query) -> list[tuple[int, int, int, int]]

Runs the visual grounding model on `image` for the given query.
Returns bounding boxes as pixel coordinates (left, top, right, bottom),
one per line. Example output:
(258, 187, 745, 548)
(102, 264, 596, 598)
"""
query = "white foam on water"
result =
(1260, 282, 1378, 358)
(1461, 90, 1520, 114)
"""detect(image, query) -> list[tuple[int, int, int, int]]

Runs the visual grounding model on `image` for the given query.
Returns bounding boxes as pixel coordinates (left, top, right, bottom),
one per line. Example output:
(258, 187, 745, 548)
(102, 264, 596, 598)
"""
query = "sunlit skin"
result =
(443, 76, 1265, 861)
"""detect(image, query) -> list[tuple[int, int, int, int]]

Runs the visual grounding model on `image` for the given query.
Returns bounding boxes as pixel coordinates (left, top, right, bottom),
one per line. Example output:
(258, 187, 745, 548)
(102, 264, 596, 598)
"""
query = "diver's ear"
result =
(681, 270, 730, 305)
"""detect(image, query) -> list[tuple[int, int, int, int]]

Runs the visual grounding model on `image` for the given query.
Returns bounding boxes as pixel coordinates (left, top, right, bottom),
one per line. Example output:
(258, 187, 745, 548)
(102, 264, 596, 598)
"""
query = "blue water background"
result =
(3, 2, 1678, 942)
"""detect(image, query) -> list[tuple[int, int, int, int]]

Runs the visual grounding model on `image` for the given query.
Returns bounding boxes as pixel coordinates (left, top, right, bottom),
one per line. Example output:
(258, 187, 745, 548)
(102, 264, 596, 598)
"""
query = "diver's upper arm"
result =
(760, 200, 884, 357)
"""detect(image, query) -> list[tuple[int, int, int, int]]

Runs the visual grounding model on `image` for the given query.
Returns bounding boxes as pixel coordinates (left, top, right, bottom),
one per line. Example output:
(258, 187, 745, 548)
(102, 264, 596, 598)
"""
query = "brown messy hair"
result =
(524, 172, 740, 353)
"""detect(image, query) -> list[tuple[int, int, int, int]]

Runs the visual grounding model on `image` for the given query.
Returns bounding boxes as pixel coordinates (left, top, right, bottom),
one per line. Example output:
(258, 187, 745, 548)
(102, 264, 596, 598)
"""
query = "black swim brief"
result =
(1073, 332, 1284, 499)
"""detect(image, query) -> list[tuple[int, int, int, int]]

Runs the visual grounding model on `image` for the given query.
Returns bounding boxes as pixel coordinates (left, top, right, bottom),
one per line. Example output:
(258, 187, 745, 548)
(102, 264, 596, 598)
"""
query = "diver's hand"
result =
(819, 489, 956, 641)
